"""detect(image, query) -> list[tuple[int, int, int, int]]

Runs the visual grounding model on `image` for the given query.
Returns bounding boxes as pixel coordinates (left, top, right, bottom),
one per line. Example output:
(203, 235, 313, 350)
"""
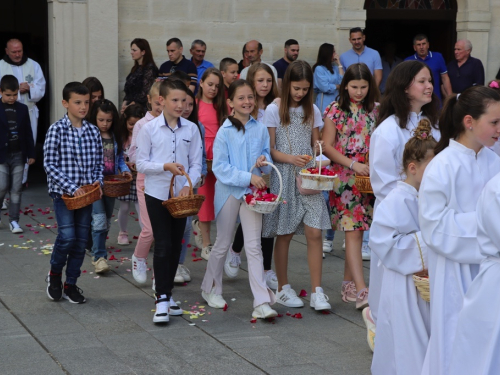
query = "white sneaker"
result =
(323, 240, 333, 253)
(178, 264, 191, 282)
(201, 287, 227, 309)
(276, 284, 304, 308)
(1, 199, 7, 210)
(264, 270, 278, 290)
(252, 303, 278, 319)
(131, 255, 147, 284)
(9, 221, 23, 234)
(192, 219, 203, 249)
(224, 248, 241, 278)
(153, 295, 169, 323)
(310, 287, 331, 310)
(201, 244, 212, 261)
(174, 266, 184, 283)
(362, 243, 371, 261)
(169, 297, 183, 316)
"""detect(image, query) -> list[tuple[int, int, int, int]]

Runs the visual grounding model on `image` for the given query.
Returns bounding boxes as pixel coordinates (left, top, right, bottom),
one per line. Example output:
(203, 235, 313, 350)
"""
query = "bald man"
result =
(0, 39, 45, 143)
(0, 39, 46, 187)
(239, 40, 278, 81)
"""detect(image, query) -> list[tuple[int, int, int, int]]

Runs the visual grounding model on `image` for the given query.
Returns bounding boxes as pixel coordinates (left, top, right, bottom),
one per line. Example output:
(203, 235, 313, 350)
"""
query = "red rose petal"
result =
(223, 304, 228, 311)
(291, 313, 303, 319)
(82, 270, 87, 273)
(48, 217, 54, 219)
(130, 212, 135, 215)
(193, 231, 198, 235)
(25, 224, 32, 227)
(299, 289, 308, 297)
(187, 244, 191, 248)
(34, 231, 39, 234)
(321, 310, 330, 315)
(192, 258, 203, 262)
(181, 239, 185, 244)
(191, 252, 197, 257)
(115, 249, 121, 252)
(286, 312, 291, 316)
(109, 255, 117, 260)
(250, 318, 257, 323)
(277, 313, 283, 318)
(133, 236, 138, 239)
(135, 219, 139, 221)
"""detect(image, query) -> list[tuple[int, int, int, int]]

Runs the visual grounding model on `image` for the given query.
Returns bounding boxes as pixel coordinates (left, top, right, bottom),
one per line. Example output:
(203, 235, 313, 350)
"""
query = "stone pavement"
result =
(0, 170, 372, 375)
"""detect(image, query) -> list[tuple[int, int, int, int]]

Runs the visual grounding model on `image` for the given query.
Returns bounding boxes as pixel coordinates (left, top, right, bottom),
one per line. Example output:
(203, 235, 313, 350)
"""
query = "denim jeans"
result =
(49, 193, 92, 284)
(363, 230, 370, 245)
(145, 194, 186, 297)
(91, 196, 115, 260)
(322, 191, 335, 241)
(0, 151, 24, 222)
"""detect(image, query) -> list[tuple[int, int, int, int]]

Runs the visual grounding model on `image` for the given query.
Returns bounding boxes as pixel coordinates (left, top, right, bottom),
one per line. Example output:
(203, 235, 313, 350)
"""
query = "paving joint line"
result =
(0, 297, 71, 375)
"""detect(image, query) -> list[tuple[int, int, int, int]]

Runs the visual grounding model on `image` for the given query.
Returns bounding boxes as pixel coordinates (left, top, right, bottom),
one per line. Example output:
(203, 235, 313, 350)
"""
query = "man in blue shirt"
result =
(340, 27, 383, 87)
(447, 39, 485, 94)
(273, 39, 300, 88)
(404, 34, 452, 103)
(190, 39, 214, 94)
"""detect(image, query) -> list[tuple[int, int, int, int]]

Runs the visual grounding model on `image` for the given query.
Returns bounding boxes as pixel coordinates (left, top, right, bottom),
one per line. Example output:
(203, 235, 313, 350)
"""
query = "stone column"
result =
(456, 0, 491, 78)
(47, 0, 118, 122)
(336, 1, 367, 56)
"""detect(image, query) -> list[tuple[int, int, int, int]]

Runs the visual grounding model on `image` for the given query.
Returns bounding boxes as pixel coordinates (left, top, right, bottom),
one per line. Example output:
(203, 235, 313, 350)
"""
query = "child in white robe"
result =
(449, 171, 500, 375)
(370, 119, 436, 375)
(367, 60, 440, 350)
(419, 86, 500, 375)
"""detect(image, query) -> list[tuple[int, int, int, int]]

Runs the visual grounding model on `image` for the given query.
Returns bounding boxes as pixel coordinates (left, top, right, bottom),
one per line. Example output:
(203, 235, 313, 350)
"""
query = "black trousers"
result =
(145, 194, 186, 298)
(232, 223, 274, 270)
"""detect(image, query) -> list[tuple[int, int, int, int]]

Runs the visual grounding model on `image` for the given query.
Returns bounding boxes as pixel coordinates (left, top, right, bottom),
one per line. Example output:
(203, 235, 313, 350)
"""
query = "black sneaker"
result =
(63, 283, 86, 304)
(46, 271, 63, 301)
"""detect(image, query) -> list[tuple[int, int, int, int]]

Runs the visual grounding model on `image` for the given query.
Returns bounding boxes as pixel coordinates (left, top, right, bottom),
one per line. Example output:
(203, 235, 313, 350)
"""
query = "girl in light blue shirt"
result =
(201, 79, 278, 319)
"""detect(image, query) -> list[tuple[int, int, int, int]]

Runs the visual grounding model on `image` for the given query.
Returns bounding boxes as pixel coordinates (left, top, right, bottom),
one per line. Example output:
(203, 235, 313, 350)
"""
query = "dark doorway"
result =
(363, 1, 457, 66)
(0, 0, 49, 145)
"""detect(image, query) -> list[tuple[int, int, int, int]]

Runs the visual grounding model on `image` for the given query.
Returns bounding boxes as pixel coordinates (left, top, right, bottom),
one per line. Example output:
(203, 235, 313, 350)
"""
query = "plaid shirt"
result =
(43, 114, 104, 195)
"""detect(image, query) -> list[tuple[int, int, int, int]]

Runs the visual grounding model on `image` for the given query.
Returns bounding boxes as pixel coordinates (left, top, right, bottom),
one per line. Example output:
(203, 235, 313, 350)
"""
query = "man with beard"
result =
(340, 28, 382, 87)
(273, 39, 300, 88)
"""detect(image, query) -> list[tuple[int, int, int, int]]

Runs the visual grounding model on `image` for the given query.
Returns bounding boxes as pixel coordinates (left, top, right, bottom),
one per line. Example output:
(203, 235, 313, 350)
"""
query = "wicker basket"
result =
(162, 171, 205, 218)
(206, 159, 213, 174)
(62, 184, 101, 210)
(412, 233, 430, 302)
(298, 142, 337, 191)
(103, 174, 133, 197)
(244, 162, 283, 214)
(354, 152, 373, 194)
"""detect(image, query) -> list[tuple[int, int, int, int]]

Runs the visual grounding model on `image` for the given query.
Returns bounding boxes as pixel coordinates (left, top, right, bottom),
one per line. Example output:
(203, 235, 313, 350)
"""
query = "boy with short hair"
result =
(219, 58, 238, 99)
(44, 82, 104, 304)
(0, 74, 35, 233)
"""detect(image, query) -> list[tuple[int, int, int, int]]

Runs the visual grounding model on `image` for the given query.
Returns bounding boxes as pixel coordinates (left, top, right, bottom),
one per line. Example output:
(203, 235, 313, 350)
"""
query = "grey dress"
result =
(262, 110, 331, 237)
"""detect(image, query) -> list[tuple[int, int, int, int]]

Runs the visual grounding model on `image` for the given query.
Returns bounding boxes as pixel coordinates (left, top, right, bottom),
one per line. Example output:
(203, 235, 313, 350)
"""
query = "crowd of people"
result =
(1, 27, 500, 374)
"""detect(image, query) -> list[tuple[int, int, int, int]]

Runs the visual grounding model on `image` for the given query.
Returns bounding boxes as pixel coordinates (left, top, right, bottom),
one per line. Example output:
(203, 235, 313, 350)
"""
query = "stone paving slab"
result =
(0, 171, 372, 375)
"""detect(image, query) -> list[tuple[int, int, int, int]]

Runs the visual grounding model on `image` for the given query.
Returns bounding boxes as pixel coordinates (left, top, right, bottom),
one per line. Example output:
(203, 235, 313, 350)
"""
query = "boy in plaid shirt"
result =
(44, 82, 104, 304)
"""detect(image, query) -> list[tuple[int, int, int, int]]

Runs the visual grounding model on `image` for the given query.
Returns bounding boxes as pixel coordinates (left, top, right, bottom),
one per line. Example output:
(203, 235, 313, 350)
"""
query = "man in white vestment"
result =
(0, 39, 46, 191)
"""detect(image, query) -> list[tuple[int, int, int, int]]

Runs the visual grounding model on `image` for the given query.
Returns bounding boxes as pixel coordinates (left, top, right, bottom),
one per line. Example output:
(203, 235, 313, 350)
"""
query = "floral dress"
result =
(324, 100, 379, 231)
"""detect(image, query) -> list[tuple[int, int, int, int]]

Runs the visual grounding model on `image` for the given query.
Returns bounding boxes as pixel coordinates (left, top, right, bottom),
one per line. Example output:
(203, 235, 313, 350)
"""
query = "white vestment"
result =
(370, 181, 430, 375)
(449, 172, 500, 375)
(369, 113, 439, 322)
(419, 140, 500, 375)
(0, 58, 46, 142)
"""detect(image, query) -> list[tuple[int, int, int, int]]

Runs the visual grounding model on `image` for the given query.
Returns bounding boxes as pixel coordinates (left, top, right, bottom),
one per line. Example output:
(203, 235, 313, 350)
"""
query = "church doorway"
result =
(363, 0, 457, 65)
(0, 0, 49, 145)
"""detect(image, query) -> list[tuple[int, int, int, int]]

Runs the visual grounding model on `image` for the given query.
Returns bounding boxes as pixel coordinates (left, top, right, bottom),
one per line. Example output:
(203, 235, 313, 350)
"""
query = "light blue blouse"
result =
(313, 65, 343, 113)
(212, 117, 272, 218)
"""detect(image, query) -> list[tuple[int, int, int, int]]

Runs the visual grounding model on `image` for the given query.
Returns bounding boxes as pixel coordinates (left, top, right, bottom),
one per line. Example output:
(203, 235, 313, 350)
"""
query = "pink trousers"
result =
(133, 173, 153, 259)
(201, 196, 276, 308)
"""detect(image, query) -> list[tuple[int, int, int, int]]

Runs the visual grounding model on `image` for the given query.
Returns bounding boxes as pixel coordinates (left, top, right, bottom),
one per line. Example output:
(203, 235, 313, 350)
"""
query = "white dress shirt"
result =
(136, 114, 202, 201)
